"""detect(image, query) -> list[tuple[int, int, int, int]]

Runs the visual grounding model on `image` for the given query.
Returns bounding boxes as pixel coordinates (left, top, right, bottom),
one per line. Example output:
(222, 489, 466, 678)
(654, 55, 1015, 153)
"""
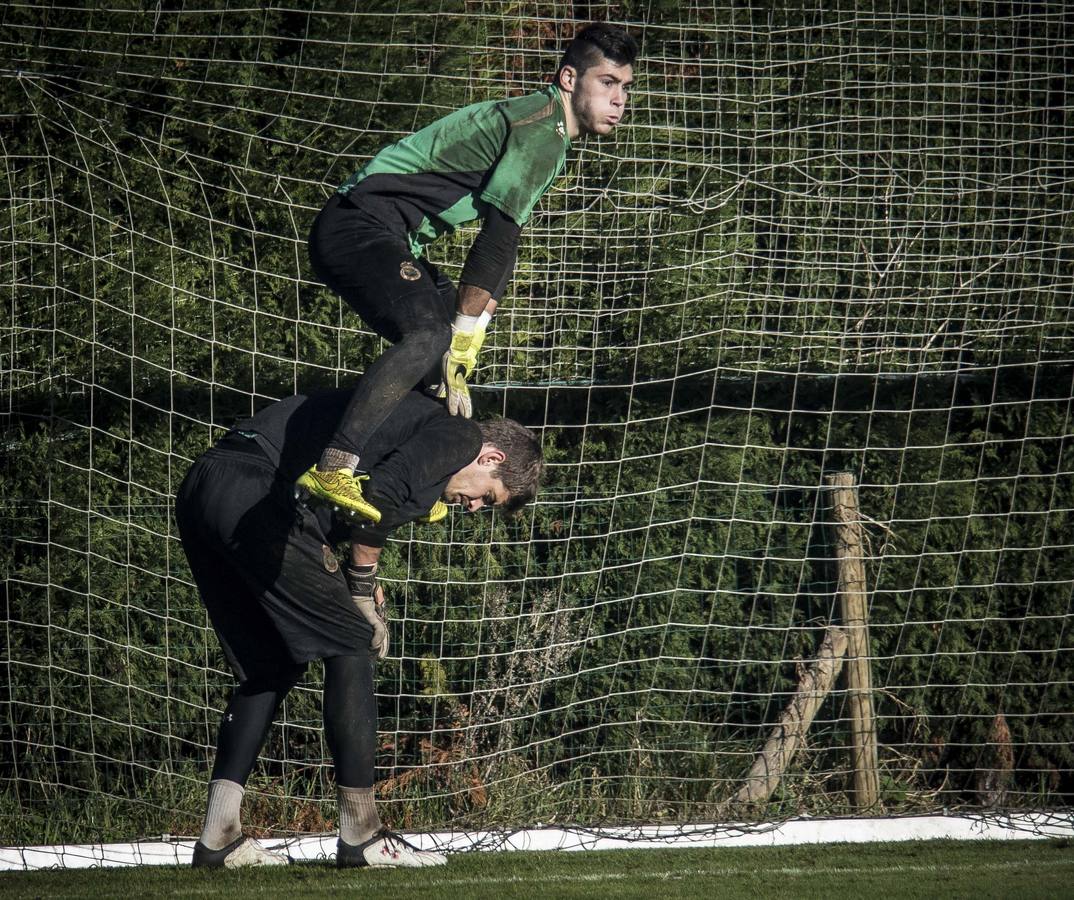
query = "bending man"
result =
(176, 387, 542, 868)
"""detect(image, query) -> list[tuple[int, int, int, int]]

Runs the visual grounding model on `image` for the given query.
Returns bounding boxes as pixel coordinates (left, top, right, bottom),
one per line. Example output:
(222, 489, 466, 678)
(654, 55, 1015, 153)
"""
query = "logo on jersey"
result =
(399, 261, 422, 281)
(322, 544, 339, 573)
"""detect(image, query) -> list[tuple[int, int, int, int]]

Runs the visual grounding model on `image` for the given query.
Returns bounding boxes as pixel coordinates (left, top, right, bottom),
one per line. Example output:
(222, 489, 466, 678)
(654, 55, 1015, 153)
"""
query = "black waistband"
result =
(323, 192, 408, 244)
(214, 431, 273, 460)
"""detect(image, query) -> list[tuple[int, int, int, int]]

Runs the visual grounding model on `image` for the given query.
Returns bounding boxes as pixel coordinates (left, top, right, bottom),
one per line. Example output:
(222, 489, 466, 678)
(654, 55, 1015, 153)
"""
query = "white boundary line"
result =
(2, 813, 1072, 871)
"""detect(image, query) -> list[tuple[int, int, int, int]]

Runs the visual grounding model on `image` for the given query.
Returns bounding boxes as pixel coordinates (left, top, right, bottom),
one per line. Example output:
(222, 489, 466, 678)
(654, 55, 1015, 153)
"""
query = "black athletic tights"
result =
(210, 654, 378, 789)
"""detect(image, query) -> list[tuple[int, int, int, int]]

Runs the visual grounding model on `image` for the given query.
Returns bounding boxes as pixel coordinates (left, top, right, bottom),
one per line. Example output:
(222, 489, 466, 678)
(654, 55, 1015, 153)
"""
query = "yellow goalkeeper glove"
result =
(442, 311, 490, 418)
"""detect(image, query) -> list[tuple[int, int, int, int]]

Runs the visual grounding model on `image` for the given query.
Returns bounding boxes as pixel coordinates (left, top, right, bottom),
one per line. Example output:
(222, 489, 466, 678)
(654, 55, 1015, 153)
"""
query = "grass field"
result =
(1, 840, 1071, 899)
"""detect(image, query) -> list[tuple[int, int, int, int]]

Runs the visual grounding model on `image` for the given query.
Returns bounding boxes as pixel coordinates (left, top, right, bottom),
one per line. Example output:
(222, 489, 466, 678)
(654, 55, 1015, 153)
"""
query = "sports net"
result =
(2, 2, 1072, 845)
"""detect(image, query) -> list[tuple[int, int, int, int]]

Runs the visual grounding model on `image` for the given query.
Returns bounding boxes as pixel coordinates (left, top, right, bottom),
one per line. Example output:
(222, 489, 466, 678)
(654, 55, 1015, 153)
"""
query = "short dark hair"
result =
(477, 418, 543, 515)
(557, 22, 638, 80)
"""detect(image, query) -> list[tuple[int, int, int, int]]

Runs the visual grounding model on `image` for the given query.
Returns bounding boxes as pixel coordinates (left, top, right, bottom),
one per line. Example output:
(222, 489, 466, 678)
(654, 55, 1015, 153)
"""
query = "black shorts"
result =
(175, 438, 372, 684)
(308, 194, 456, 343)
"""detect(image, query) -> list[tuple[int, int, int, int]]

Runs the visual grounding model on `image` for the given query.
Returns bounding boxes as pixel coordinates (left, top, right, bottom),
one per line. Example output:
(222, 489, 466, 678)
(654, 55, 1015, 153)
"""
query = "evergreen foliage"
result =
(1, 2, 1071, 841)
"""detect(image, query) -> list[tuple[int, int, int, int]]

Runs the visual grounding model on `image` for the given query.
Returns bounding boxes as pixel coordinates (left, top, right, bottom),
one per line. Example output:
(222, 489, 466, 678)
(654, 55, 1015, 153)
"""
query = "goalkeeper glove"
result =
(441, 310, 491, 418)
(346, 564, 388, 660)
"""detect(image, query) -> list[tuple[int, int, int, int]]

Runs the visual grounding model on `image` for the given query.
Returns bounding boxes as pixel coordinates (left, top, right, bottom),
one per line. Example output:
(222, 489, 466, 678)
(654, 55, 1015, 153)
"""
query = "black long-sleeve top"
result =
(228, 389, 482, 547)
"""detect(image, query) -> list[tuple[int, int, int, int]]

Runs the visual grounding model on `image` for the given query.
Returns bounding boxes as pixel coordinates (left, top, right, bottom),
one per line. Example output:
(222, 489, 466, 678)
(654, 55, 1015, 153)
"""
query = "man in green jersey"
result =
(300, 22, 637, 520)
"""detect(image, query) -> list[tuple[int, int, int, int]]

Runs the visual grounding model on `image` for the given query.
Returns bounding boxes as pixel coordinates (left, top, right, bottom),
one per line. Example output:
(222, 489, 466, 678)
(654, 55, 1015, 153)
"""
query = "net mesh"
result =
(1, 1, 1072, 843)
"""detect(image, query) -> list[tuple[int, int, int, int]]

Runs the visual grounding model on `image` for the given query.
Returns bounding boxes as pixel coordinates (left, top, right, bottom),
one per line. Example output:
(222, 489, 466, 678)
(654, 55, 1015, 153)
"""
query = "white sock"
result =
(317, 448, 360, 474)
(338, 785, 381, 845)
(200, 778, 244, 850)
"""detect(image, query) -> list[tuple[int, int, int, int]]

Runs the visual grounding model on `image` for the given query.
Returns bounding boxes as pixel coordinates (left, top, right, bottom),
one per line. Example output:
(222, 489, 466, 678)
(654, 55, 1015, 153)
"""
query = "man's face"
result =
(443, 446, 510, 513)
(563, 58, 633, 137)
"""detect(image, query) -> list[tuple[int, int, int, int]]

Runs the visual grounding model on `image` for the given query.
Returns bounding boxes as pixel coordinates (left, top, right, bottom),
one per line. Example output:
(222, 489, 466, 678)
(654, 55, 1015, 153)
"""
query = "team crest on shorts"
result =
(399, 260, 422, 281)
(322, 544, 339, 573)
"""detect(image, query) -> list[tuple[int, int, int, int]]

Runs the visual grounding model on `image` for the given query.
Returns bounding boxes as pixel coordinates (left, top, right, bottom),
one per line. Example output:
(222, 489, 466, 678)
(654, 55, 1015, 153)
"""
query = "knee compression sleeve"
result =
(328, 321, 451, 456)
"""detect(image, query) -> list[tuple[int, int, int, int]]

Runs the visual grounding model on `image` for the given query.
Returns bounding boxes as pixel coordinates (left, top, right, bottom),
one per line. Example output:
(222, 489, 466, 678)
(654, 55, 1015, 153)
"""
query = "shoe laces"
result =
(375, 828, 423, 855)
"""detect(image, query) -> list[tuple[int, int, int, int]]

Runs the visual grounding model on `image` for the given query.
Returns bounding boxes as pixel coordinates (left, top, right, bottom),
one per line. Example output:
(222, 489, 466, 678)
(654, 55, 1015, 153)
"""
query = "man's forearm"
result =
(457, 284, 497, 317)
(458, 205, 520, 313)
(350, 542, 383, 568)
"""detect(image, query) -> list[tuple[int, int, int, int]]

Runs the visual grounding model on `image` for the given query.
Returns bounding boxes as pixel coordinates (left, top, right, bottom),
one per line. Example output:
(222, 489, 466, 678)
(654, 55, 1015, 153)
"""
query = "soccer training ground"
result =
(2, 842, 1072, 899)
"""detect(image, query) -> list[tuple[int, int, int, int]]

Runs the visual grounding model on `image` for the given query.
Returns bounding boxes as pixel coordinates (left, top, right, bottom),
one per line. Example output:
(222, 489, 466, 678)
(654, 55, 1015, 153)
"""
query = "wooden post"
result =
(732, 626, 848, 806)
(825, 471, 881, 810)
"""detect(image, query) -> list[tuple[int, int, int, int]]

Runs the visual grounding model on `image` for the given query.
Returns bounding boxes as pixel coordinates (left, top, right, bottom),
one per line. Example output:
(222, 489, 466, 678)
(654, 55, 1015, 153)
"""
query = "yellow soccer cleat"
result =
(297, 467, 382, 523)
(417, 500, 448, 524)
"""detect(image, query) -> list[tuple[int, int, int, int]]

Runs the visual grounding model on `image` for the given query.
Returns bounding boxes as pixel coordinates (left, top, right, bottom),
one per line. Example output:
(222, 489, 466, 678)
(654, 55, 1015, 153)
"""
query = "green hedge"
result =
(2, 2, 1071, 840)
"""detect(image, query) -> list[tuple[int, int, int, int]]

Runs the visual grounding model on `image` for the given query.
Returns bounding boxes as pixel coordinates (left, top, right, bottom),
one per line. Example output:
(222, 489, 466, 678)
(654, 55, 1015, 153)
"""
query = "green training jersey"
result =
(338, 84, 570, 257)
